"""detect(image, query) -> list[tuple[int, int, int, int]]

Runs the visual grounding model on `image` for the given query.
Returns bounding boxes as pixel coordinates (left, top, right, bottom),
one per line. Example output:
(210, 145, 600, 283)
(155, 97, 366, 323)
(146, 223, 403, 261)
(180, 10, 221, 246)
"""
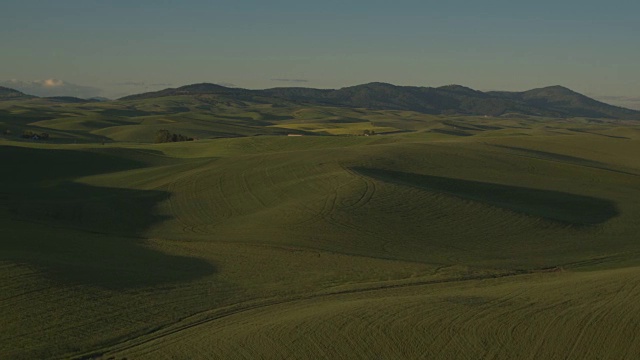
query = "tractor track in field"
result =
(165, 160, 221, 234)
(71, 268, 545, 360)
(239, 166, 268, 209)
(311, 169, 389, 251)
(341, 166, 378, 210)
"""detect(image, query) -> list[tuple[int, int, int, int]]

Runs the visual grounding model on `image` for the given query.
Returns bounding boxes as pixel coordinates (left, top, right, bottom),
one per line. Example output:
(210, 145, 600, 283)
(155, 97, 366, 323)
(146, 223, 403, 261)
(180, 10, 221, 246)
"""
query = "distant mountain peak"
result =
(0, 85, 24, 94)
(437, 84, 485, 95)
(527, 85, 577, 94)
(342, 82, 398, 90)
(546, 85, 571, 90)
(0, 85, 32, 100)
(438, 84, 473, 90)
(177, 83, 233, 92)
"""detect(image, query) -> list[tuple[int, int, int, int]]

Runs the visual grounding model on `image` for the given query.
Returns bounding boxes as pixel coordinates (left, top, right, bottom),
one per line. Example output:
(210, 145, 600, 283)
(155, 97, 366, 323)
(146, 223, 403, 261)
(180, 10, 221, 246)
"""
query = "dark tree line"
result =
(155, 129, 194, 143)
(22, 130, 50, 140)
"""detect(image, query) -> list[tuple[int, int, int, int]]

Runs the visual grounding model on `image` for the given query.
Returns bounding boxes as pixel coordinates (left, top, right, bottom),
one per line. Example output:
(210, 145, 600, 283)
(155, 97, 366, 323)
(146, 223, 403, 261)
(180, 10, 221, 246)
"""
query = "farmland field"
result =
(2, 97, 640, 359)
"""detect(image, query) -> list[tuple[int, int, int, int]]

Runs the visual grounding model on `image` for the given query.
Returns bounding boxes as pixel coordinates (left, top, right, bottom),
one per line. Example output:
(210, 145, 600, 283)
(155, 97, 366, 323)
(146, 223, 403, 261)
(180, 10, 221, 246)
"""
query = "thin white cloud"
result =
(43, 79, 64, 87)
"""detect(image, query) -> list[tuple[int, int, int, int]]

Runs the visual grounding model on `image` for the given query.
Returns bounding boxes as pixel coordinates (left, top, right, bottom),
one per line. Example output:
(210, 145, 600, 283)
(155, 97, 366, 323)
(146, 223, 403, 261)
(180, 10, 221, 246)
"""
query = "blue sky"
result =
(1, 0, 638, 104)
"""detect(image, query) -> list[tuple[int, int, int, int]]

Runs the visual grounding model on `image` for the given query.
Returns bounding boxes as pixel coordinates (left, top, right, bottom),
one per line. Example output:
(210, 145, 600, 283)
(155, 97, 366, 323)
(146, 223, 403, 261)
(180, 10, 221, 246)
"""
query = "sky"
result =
(1, 0, 639, 107)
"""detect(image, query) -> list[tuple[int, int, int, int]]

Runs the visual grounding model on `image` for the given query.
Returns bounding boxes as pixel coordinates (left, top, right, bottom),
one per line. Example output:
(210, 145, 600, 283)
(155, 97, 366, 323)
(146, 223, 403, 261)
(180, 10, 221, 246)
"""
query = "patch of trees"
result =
(155, 129, 194, 143)
(362, 129, 376, 136)
(22, 130, 50, 140)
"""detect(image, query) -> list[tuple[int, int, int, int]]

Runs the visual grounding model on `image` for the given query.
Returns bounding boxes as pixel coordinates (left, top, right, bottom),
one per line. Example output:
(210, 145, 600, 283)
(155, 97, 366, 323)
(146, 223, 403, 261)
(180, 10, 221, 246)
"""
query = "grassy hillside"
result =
(2, 102, 640, 359)
(3, 90, 637, 145)
(0, 88, 640, 359)
(106, 266, 640, 360)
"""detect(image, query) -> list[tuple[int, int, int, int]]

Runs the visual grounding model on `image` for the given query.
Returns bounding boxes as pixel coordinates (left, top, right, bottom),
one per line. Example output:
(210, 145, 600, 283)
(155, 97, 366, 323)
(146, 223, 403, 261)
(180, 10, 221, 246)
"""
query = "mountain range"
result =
(3, 82, 640, 120)
(120, 82, 640, 120)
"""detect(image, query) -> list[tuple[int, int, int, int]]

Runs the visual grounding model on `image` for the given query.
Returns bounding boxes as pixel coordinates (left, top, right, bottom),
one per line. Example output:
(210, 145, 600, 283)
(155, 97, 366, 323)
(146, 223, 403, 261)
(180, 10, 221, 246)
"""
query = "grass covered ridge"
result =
(2, 110, 640, 359)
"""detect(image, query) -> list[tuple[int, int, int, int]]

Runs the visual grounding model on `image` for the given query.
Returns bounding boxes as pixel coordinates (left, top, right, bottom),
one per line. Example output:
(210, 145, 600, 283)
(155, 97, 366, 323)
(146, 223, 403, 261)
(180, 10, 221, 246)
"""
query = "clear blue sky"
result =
(1, 0, 638, 100)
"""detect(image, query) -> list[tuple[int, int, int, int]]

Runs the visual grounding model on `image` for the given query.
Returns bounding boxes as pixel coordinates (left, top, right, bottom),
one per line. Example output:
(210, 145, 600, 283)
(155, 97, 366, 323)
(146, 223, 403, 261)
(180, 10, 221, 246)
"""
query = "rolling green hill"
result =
(2, 82, 638, 145)
(3, 129, 640, 359)
(2, 87, 640, 359)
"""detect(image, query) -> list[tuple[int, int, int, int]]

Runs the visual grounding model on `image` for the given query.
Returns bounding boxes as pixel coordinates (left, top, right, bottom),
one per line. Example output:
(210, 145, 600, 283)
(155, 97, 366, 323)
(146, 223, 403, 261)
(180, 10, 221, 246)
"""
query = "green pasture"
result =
(1, 98, 640, 359)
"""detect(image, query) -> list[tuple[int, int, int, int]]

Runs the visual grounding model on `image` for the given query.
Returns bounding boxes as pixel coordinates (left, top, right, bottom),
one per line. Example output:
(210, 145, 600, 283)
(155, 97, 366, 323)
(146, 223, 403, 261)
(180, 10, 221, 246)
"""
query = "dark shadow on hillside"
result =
(99, 108, 152, 117)
(352, 167, 619, 226)
(1, 146, 215, 289)
(567, 128, 630, 139)
(2, 145, 144, 183)
(491, 144, 640, 177)
(325, 117, 369, 124)
(430, 128, 473, 137)
(442, 121, 502, 131)
(491, 144, 602, 165)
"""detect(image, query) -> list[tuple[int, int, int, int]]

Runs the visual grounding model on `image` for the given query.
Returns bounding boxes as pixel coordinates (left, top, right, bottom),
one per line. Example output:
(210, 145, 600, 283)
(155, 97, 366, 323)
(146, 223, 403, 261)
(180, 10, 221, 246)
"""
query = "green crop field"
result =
(2, 95, 640, 359)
